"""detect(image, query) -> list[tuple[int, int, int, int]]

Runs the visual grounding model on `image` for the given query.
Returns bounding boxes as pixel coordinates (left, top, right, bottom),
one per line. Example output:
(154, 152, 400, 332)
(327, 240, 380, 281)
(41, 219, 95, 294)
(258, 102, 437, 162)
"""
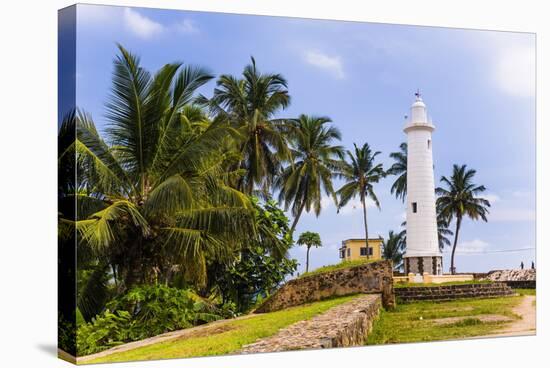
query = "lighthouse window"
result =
(412, 202, 418, 213)
(428, 139, 431, 149)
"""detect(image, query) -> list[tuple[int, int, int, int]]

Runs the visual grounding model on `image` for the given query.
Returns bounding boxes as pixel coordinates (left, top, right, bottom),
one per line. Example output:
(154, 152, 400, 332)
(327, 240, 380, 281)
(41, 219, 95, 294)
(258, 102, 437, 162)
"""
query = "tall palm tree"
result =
(202, 57, 292, 195)
(436, 164, 491, 274)
(382, 230, 405, 271)
(297, 231, 322, 273)
(388, 142, 407, 202)
(337, 143, 385, 259)
(65, 45, 256, 291)
(276, 115, 343, 233)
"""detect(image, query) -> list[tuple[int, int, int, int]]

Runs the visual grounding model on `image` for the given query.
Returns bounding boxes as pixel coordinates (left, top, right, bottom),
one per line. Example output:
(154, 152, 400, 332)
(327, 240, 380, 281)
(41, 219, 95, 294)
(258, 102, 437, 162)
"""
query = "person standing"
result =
(520, 261, 524, 270)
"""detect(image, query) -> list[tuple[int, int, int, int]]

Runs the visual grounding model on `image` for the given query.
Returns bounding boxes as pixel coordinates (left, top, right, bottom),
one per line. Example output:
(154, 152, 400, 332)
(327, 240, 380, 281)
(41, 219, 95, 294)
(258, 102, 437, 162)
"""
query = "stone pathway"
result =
(240, 294, 381, 353)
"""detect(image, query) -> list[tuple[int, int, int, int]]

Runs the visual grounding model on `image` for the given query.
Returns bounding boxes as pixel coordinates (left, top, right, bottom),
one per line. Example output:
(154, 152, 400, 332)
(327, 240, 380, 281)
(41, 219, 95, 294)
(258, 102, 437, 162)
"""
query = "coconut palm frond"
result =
(77, 200, 150, 253)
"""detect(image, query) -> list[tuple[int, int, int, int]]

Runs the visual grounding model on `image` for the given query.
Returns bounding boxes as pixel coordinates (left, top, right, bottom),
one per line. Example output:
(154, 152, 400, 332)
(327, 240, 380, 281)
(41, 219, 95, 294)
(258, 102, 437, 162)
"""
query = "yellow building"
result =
(339, 238, 384, 261)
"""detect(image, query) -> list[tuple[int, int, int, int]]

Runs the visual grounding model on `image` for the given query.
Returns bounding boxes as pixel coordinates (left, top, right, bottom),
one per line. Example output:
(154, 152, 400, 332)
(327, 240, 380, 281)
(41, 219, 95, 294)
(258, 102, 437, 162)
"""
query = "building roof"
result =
(342, 238, 384, 243)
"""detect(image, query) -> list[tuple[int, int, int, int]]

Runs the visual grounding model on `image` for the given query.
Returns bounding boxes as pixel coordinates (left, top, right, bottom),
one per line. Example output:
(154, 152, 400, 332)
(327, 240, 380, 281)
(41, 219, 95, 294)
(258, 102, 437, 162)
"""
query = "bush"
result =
(77, 285, 222, 355)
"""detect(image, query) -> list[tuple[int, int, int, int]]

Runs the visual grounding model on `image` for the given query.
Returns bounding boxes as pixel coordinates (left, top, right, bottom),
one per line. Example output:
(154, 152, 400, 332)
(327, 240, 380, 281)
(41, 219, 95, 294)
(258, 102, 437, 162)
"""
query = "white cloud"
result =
(445, 239, 490, 255)
(303, 50, 345, 79)
(175, 19, 199, 34)
(123, 8, 164, 39)
(483, 193, 501, 203)
(512, 190, 531, 198)
(490, 36, 535, 98)
(489, 208, 536, 222)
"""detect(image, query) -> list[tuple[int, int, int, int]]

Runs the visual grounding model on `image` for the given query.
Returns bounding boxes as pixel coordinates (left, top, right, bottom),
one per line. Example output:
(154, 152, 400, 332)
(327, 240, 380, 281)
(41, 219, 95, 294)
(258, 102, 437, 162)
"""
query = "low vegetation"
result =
(366, 296, 522, 345)
(76, 285, 224, 355)
(515, 288, 536, 296)
(85, 295, 358, 363)
(298, 259, 378, 279)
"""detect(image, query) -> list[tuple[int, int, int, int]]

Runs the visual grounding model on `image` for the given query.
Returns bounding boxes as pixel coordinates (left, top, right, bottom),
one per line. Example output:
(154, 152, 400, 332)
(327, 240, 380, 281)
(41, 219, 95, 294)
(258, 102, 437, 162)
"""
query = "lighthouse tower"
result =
(403, 92, 442, 275)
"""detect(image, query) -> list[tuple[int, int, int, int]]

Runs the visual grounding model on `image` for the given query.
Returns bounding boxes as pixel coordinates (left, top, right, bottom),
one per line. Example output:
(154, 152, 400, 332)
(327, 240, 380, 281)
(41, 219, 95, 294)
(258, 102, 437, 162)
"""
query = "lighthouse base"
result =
(404, 256, 443, 275)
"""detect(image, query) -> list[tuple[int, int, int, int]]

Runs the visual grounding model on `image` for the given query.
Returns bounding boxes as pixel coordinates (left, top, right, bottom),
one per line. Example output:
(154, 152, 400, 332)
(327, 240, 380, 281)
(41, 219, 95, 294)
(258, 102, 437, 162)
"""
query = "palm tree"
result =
(382, 230, 405, 271)
(202, 57, 292, 195)
(276, 115, 343, 233)
(436, 164, 491, 274)
(337, 143, 385, 259)
(65, 45, 257, 291)
(297, 231, 322, 273)
(436, 201, 454, 251)
(388, 142, 407, 202)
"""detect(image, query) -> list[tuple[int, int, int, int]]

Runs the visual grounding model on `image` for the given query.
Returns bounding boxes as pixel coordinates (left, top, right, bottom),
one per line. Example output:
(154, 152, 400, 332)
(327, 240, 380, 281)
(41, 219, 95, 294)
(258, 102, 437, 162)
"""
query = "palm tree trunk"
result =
(306, 245, 311, 273)
(450, 216, 462, 275)
(290, 200, 307, 234)
(361, 194, 370, 259)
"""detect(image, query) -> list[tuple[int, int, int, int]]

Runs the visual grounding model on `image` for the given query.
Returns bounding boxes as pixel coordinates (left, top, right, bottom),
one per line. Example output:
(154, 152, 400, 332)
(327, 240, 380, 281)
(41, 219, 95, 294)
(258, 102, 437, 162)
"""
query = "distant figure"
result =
(520, 261, 524, 270)
(531, 261, 535, 270)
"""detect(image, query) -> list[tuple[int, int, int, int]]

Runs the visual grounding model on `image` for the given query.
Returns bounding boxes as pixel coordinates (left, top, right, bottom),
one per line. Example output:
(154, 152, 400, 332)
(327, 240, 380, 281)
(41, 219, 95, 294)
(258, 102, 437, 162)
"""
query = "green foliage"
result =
(77, 309, 133, 355)
(275, 115, 343, 232)
(58, 312, 76, 355)
(299, 259, 378, 278)
(381, 230, 405, 271)
(214, 198, 297, 313)
(202, 57, 292, 195)
(77, 265, 112, 322)
(76, 285, 222, 355)
(387, 142, 407, 202)
(59, 45, 258, 293)
(337, 142, 385, 257)
(297, 230, 322, 273)
(297, 231, 322, 248)
(436, 164, 491, 273)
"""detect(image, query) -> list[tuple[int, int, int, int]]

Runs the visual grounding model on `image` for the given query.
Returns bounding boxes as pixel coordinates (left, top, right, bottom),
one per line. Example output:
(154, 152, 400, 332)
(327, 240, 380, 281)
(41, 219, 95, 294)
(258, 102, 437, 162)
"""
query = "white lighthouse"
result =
(403, 92, 442, 275)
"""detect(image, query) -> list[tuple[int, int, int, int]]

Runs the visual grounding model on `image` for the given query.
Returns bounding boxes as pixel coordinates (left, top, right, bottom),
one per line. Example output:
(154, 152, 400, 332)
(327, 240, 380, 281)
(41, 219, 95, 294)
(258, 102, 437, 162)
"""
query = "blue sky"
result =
(70, 4, 536, 274)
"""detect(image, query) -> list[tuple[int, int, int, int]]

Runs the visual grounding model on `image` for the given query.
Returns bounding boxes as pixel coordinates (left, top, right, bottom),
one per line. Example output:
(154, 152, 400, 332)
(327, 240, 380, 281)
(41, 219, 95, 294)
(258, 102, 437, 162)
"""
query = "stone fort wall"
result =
(255, 260, 395, 313)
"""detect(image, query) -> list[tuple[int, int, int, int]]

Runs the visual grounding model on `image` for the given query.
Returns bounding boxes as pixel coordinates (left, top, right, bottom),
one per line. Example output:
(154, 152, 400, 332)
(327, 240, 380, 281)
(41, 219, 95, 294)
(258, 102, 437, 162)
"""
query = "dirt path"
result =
(488, 295, 536, 337)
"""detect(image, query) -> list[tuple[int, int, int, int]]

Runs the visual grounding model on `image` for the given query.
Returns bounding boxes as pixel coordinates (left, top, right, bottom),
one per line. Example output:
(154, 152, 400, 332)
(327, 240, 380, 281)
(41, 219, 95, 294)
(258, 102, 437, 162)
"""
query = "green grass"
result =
(515, 288, 536, 296)
(366, 296, 522, 345)
(298, 259, 379, 279)
(85, 295, 358, 364)
(393, 280, 493, 288)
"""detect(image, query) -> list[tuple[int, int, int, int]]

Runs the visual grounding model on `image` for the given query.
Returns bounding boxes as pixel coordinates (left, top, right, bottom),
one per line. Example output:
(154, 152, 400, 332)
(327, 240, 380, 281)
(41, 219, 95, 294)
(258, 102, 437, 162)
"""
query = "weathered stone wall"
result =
(241, 294, 381, 353)
(395, 283, 515, 303)
(255, 260, 394, 313)
(483, 269, 536, 282)
(500, 280, 536, 289)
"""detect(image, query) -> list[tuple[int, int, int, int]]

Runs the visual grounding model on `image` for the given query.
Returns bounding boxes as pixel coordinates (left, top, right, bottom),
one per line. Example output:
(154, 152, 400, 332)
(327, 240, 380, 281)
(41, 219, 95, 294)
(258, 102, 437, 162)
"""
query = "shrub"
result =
(76, 285, 222, 355)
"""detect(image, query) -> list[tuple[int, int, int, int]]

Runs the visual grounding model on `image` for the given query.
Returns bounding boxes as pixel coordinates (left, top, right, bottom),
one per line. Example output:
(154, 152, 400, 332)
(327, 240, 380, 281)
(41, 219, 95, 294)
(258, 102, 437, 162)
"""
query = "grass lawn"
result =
(298, 259, 379, 279)
(393, 280, 493, 288)
(366, 296, 523, 345)
(85, 294, 358, 364)
(515, 288, 536, 296)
